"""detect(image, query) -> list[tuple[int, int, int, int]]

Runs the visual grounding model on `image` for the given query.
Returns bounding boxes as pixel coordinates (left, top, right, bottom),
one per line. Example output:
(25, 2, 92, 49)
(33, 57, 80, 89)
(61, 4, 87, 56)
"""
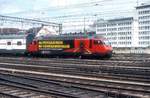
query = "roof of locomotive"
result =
(36, 34, 88, 40)
(93, 35, 108, 40)
(35, 33, 105, 41)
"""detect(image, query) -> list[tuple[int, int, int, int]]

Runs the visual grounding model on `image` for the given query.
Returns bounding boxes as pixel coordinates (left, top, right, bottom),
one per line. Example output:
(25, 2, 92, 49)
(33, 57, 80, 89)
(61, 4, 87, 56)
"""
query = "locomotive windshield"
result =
(103, 40, 111, 46)
(94, 39, 111, 46)
(94, 40, 103, 45)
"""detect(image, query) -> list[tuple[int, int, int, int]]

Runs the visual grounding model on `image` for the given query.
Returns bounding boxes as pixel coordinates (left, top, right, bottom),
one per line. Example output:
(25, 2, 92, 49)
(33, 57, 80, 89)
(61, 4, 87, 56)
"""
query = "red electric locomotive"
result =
(27, 33, 113, 58)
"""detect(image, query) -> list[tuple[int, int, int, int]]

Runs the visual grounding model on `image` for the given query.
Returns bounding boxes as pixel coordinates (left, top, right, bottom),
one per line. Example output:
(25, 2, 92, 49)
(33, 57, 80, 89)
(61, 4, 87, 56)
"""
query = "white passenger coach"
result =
(0, 29, 35, 54)
(0, 33, 26, 53)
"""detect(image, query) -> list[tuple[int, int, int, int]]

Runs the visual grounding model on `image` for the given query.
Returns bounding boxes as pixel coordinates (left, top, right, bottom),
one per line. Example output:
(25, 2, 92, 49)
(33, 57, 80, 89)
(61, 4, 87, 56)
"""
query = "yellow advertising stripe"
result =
(39, 45, 70, 49)
(39, 41, 63, 45)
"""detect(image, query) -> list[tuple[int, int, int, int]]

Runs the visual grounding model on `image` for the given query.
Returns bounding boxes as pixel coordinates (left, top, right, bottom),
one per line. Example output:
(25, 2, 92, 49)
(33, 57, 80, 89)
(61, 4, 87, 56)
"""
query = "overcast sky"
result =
(0, 0, 149, 19)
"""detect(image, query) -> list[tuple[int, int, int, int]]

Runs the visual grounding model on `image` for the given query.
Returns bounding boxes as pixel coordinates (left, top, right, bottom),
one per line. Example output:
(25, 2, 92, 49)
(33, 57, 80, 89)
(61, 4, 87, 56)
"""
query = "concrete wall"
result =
(113, 47, 150, 54)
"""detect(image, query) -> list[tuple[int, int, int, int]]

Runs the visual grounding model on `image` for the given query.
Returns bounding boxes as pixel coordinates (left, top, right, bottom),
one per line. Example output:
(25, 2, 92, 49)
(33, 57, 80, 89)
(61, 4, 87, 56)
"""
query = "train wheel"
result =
(105, 51, 112, 58)
(24, 52, 30, 57)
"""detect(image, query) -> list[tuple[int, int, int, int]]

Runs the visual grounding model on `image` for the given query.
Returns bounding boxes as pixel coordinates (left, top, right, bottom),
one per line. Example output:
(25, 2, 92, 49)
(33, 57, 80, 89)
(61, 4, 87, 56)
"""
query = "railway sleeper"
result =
(1, 72, 150, 98)
(0, 85, 52, 98)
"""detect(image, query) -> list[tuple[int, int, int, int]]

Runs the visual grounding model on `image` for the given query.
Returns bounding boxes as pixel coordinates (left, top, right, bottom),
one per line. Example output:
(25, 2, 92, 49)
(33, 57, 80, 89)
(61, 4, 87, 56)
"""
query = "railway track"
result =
(0, 73, 111, 98)
(0, 55, 149, 77)
(0, 54, 149, 98)
(0, 57, 150, 67)
(0, 74, 86, 98)
(0, 54, 150, 64)
(0, 56, 149, 83)
(0, 61, 149, 77)
(0, 84, 56, 98)
(0, 62, 149, 87)
(0, 70, 149, 98)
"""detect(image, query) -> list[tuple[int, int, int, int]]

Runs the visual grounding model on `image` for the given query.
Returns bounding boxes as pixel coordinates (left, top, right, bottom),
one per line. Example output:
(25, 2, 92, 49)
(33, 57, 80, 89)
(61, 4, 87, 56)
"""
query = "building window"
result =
(7, 42, 11, 45)
(17, 41, 22, 46)
(139, 10, 150, 15)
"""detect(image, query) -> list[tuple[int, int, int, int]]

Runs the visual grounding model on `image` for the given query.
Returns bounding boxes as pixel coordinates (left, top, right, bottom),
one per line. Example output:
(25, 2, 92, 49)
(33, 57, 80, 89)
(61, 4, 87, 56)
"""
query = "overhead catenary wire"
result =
(0, 0, 146, 33)
(0, 15, 60, 26)
(1, 0, 140, 27)
(40, 10, 134, 19)
(4, 0, 137, 16)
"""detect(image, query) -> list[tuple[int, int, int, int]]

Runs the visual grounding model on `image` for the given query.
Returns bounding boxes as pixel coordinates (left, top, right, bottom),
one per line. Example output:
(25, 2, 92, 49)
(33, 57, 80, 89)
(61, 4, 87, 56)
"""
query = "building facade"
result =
(96, 4, 150, 48)
(96, 17, 139, 47)
(136, 4, 150, 47)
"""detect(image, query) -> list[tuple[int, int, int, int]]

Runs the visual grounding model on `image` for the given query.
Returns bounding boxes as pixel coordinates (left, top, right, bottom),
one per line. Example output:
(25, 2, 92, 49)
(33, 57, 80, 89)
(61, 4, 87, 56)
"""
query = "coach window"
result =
(17, 41, 22, 46)
(7, 42, 11, 45)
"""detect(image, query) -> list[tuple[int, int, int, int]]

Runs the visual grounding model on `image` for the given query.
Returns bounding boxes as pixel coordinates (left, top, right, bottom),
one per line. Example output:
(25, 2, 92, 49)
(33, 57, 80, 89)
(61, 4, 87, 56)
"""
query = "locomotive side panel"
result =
(74, 39, 91, 54)
(38, 40, 74, 55)
(27, 36, 113, 58)
(74, 38, 112, 57)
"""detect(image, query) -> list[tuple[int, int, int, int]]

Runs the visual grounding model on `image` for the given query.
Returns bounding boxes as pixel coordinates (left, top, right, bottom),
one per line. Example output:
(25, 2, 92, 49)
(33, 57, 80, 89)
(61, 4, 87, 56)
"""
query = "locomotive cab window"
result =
(94, 40, 103, 45)
(103, 40, 111, 46)
(32, 41, 36, 45)
(7, 42, 11, 45)
(17, 41, 22, 46)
